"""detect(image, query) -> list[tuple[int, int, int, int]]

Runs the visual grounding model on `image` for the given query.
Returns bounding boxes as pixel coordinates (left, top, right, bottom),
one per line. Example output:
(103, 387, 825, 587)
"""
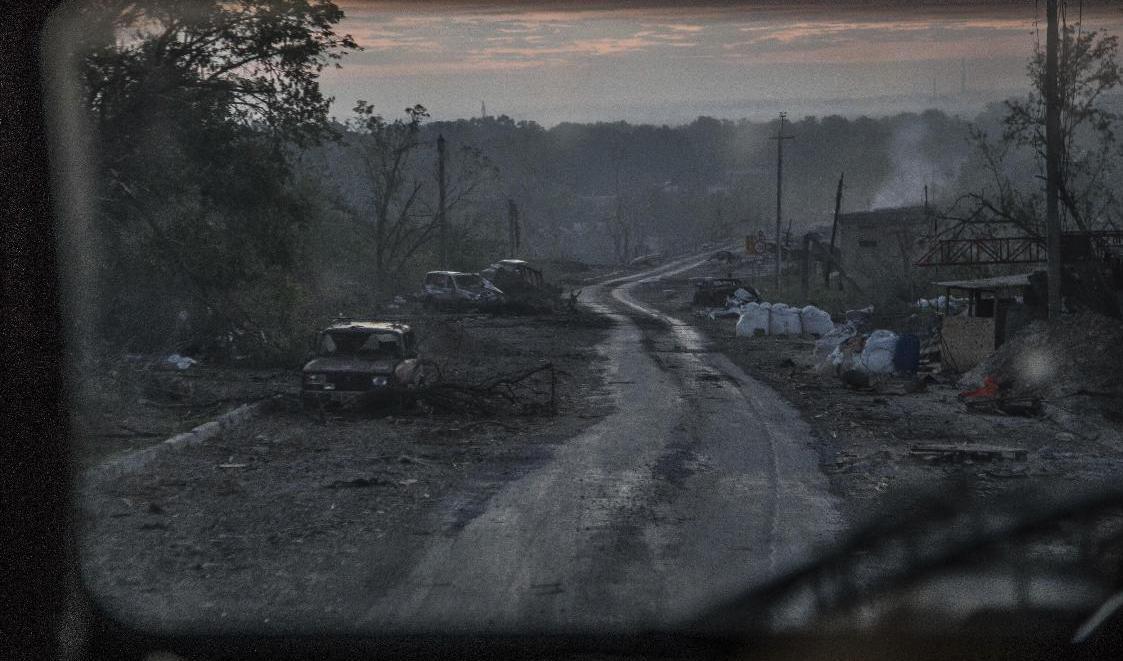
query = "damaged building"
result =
(837, 205, 932, 290)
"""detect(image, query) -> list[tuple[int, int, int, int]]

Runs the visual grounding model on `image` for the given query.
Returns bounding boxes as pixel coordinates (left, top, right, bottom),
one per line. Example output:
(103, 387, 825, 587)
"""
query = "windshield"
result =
(453, 274, 484, 290)
(320, 331, 402, 358)
(53, 0, 1123, 649)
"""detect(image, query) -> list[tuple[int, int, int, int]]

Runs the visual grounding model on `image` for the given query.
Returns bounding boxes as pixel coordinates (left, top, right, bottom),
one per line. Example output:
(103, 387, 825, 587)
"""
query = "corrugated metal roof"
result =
(933, 272, 1036, 290)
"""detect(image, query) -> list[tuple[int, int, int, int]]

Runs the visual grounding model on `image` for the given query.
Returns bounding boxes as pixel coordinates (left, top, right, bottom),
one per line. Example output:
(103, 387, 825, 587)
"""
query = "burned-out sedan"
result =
(422, 271, 505, 310)
(301, 320, 425, 407)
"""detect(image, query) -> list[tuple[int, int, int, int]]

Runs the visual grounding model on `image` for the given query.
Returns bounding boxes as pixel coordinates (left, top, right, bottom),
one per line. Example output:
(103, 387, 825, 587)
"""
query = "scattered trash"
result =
(844, 306, 875, 331)
(959, 375, 1000, 401)
(909, 444, 1028, 463)
(692, 277, 746, 307)
(814, 323, 857, 359)
(164, 353, 198, 370)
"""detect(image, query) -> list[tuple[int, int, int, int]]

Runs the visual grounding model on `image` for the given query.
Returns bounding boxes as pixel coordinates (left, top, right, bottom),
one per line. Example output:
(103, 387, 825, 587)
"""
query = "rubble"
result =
(958, 312, 1123, 419)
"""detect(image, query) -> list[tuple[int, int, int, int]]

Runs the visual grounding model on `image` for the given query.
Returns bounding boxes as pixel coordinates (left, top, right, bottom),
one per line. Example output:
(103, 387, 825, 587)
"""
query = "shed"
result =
(933, 271, 1044, 372)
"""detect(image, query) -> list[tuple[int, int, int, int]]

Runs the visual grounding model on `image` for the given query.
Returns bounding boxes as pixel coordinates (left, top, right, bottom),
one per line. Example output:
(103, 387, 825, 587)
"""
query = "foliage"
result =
(72, 0, 357, 355)
(307, 103, 499, 295)
(956, 23, 1122, 232)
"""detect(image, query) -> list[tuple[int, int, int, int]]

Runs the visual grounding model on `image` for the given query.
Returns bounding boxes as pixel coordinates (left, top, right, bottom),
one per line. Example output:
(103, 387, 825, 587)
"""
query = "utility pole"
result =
(1045, 0, 1063, 319)
(824, 172, 844, 289)
(437, 134, 448, 269)
(507, 199, 520, 256)
(771, 112, 794, 293)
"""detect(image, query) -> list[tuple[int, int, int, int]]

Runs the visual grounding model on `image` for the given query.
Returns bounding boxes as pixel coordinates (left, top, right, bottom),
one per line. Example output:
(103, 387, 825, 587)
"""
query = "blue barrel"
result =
(894, 333, 921, 374)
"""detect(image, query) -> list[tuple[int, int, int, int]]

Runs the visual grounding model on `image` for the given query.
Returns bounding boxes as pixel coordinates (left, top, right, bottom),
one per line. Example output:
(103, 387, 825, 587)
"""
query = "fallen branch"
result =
(416, 362, 559, 416)
(447, 420, 521, 433)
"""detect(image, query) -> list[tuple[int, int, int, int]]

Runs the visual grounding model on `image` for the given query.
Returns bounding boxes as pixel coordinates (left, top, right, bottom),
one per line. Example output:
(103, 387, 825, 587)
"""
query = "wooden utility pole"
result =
(437, 133, 448, 269)
(507, 199, 520, 256)
(1045, 0, 1063, 319)
(824, 172, 844, 289)
(772, 112, 794, 293)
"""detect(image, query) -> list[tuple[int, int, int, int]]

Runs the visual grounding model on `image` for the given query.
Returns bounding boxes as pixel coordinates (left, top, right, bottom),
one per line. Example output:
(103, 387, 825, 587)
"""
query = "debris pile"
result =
(960, 312, 1123, 397)
(959, 312, 1123, 418)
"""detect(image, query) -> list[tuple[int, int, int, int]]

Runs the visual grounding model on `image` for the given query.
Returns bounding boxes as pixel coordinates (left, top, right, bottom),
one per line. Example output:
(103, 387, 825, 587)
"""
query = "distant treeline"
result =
(66, 0, 1122, 361)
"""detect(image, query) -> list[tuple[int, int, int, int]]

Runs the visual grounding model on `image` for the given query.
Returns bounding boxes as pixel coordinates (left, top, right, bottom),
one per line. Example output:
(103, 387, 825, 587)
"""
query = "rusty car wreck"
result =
(301, 319, 425, 408)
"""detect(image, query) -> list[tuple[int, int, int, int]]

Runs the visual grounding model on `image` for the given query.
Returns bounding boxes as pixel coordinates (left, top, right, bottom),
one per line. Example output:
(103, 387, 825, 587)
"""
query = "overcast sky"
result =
(321, 1, 1123, 126)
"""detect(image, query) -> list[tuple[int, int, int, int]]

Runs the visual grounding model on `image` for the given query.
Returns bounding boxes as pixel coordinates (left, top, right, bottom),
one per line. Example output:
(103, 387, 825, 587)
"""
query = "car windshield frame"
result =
(319, 330, 403, 358)
(453, 274, 485, 290)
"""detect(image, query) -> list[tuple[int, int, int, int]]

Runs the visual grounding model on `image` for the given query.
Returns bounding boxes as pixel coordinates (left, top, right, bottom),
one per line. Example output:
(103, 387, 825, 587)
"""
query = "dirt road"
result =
(81, 255, 844, 635)
(363, 255, 843, 633)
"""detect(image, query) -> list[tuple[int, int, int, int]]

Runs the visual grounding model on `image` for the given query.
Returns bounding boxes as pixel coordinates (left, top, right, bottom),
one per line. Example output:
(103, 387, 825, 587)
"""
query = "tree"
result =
(957, 21, 1121, 234)
(346, 102, 432, 289)
(68, 0, 357, 352)
(343, 103, 498, 291)
(1004, 22, 1121, 230)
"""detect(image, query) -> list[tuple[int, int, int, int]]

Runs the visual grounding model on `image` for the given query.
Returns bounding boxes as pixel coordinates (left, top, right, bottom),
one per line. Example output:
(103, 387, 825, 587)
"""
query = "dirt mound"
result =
(960, 312, 1123, 407)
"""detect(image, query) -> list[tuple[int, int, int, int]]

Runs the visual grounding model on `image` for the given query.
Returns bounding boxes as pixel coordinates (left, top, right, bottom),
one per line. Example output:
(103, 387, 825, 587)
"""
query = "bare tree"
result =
(347, 101, 432, 289)
(960, 21, 1121, 233)
(345, 102, 499, 289)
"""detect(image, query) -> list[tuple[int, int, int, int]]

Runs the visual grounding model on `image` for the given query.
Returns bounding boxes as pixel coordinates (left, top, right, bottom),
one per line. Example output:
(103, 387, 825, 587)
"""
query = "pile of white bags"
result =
(736, 301, 837, 338)
(800, 305, 834, 337)
(735, 302, 770, 336)
(858, 329, 898, 374)
(768, 303, 801, 336)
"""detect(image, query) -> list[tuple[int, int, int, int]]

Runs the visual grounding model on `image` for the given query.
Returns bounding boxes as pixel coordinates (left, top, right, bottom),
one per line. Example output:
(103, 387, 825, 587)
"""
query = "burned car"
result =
(691, 277, 755, 307)
(301, 320, 424, 407)
(422, 271, 505, 310)
(479, 259, 545, 294)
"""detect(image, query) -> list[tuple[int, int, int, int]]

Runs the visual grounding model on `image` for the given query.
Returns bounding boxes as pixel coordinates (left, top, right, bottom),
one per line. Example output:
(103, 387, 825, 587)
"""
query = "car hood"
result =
(303, 357, 397, 375)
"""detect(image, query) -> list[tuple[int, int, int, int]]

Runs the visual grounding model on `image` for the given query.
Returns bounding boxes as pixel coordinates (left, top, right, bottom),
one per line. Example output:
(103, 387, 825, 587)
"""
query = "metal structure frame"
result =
(915, 213, 1123, 267)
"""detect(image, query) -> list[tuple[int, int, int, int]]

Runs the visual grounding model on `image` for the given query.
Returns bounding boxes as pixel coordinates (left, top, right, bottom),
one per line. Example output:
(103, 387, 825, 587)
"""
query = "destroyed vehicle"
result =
(422, 271, 505, 310)
(301, 320, 424, 407)
(691, 277, 757, 307)
(480, 259, 545, 293)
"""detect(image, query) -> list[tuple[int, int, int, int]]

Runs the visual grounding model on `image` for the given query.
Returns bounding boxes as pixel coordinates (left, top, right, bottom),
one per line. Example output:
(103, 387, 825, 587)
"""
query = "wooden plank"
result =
(941, 315, 995, 372)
